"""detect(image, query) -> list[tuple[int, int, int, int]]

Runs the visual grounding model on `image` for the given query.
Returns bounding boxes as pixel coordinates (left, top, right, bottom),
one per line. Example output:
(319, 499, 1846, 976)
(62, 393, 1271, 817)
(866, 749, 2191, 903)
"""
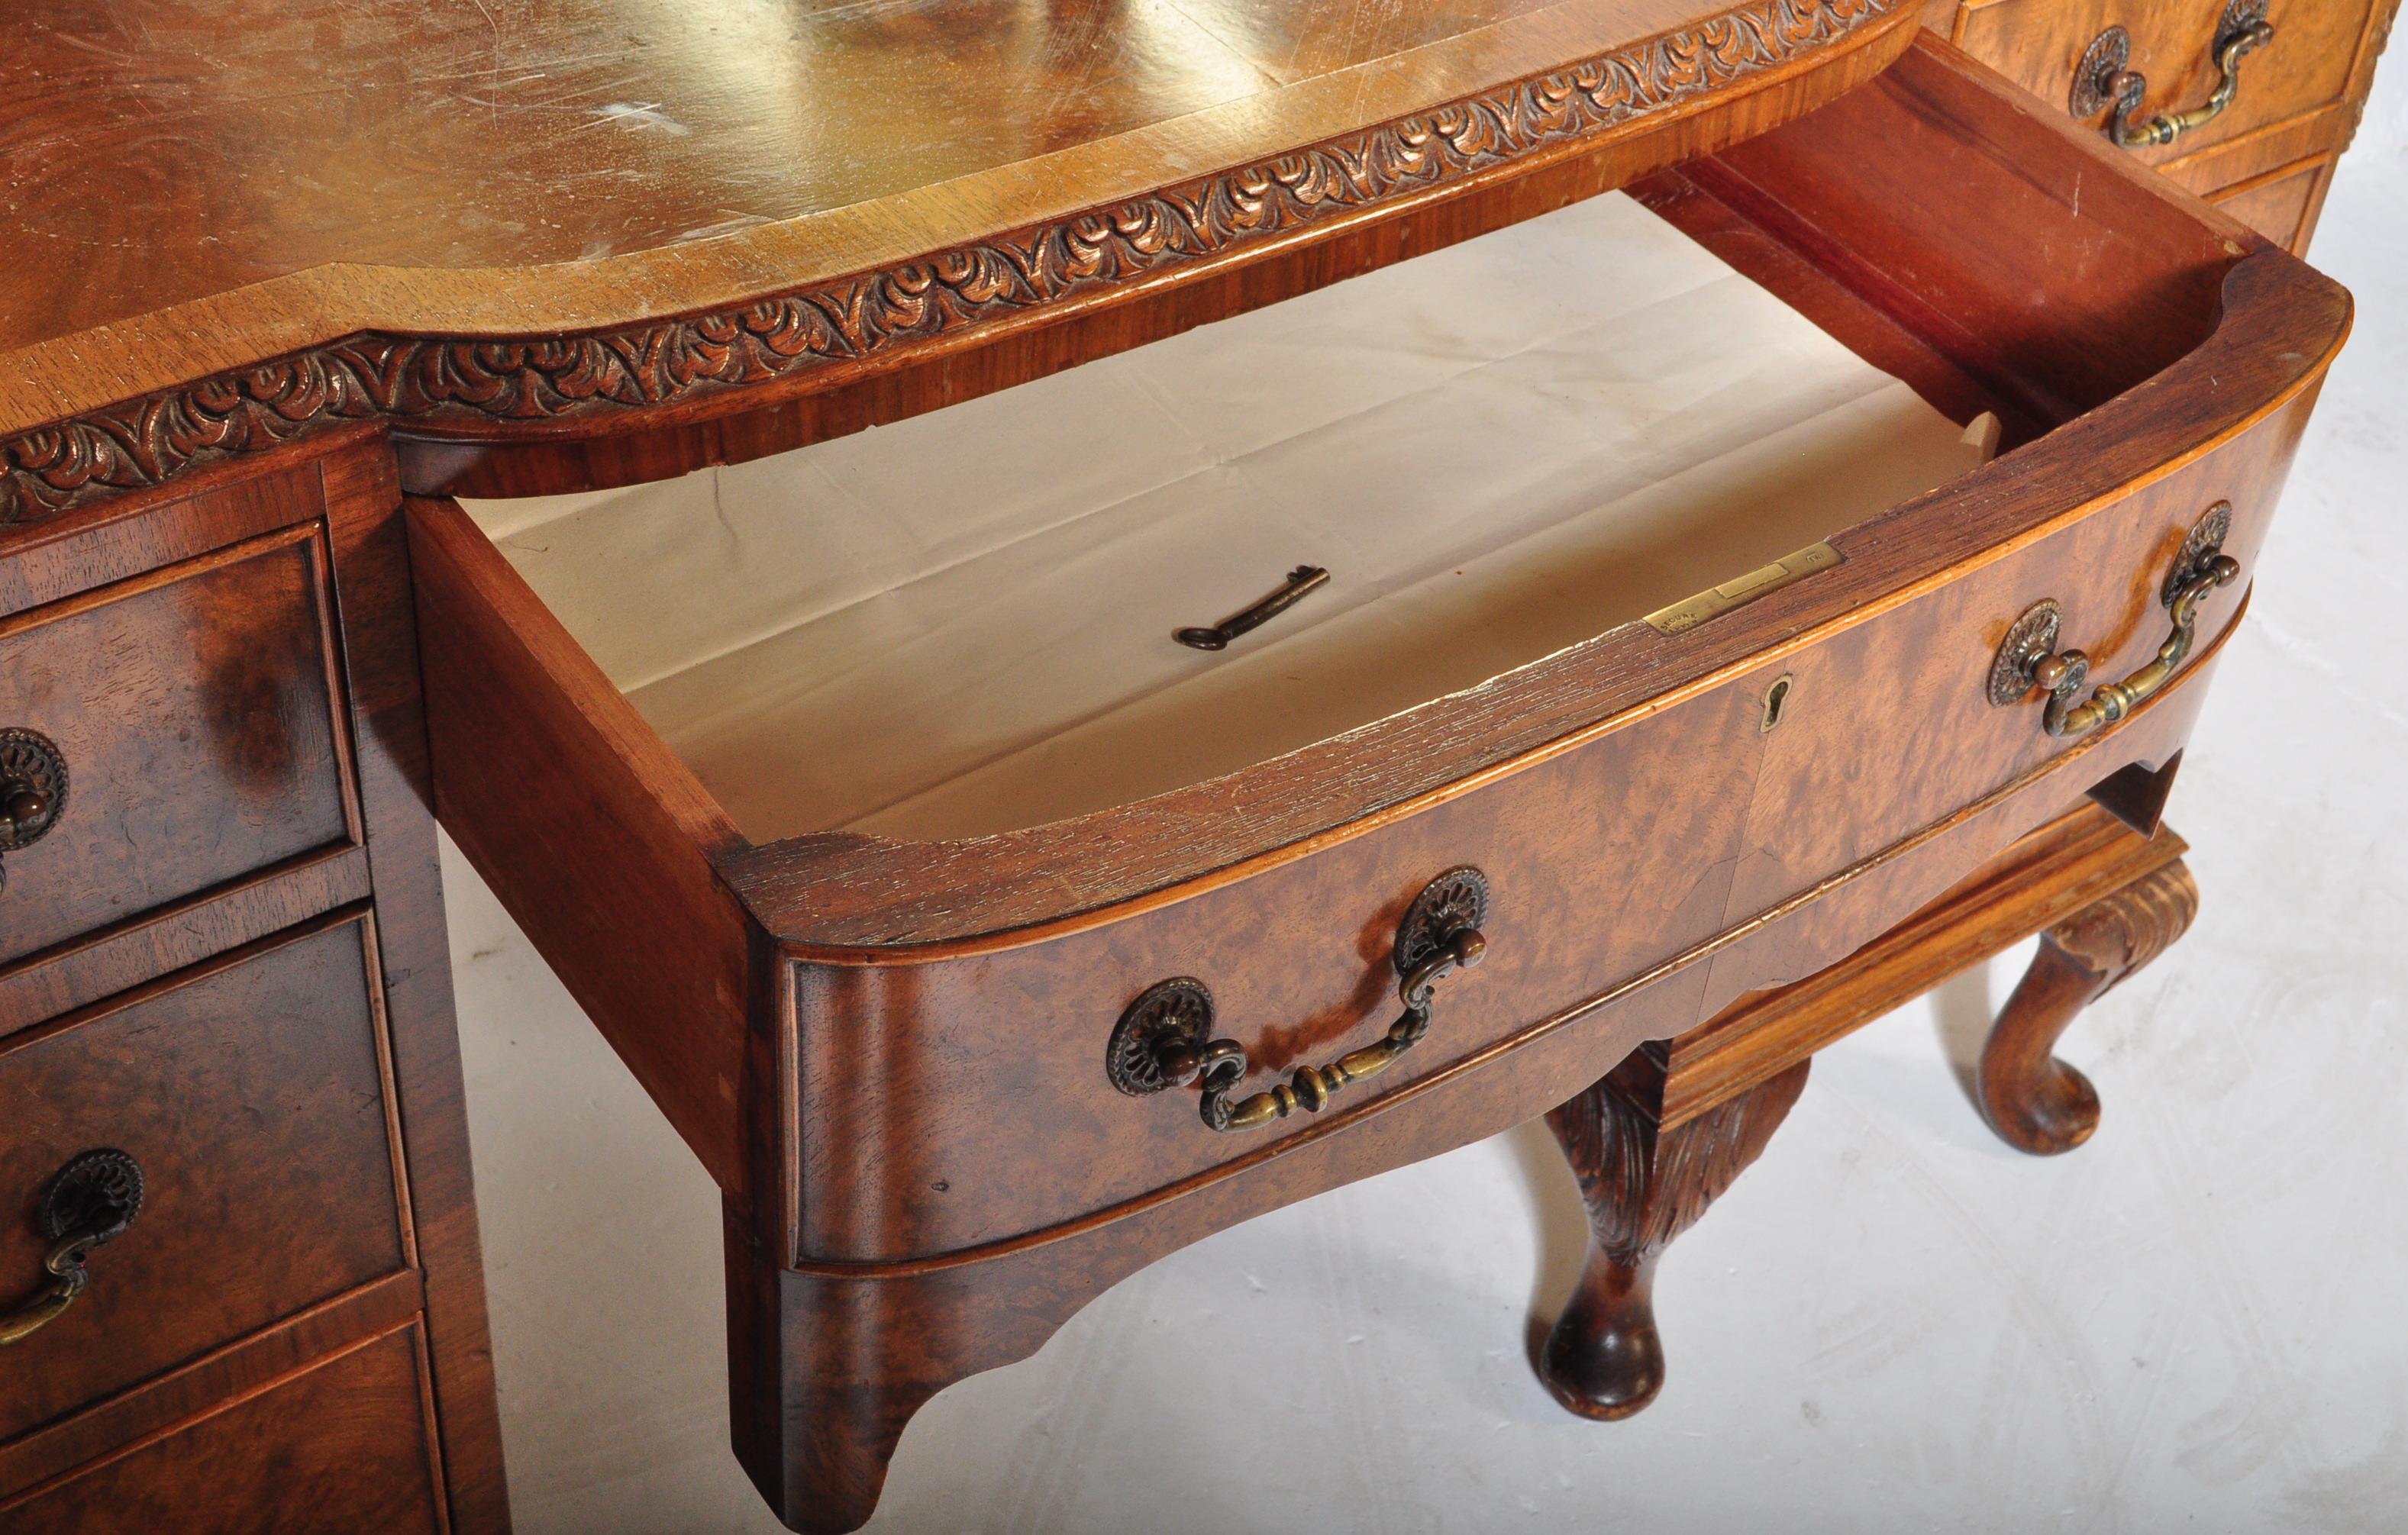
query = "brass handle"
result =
(1199, 927, 1486, 1130)
(1990, 504, 2241, 740)
(1, 1150, 144, 1347)
(1107, 867, 1492, 1131)
(0, 727, 69, 895)
(2072, 2, 2274, 150)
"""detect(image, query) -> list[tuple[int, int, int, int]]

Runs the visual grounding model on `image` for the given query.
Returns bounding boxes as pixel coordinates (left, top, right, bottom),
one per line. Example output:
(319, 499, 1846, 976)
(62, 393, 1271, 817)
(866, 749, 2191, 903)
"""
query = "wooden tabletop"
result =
(0, 0, 1909, 508)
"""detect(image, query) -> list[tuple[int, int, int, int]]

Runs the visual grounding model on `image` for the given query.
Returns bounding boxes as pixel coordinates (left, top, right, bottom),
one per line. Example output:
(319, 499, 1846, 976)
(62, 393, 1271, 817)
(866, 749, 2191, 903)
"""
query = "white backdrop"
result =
(444, 56, 2408, 1535)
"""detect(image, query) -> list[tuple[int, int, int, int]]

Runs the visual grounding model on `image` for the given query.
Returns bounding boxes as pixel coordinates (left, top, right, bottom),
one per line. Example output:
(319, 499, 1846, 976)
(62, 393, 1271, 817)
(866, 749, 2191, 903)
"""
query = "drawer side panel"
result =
(408, 495, 753, 1191)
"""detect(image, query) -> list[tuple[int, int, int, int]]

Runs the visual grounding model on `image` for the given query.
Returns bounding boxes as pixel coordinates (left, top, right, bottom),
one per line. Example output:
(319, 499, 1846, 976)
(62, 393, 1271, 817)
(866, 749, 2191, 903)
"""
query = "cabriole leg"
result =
(1977, 860, 2197, 1156)
(1538, 1055, 1809, 1421)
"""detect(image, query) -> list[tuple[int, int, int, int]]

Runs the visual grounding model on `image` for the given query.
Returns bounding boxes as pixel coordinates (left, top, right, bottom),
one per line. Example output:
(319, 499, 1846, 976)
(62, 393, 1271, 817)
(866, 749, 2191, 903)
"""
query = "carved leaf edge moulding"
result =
(1, 0, 1892, 522)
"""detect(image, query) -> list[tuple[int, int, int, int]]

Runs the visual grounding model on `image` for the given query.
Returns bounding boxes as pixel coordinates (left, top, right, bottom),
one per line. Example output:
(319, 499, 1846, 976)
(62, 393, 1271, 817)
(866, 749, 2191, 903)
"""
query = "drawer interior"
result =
(423, 37, 2271, 899)
(461, 192, 2002, 842)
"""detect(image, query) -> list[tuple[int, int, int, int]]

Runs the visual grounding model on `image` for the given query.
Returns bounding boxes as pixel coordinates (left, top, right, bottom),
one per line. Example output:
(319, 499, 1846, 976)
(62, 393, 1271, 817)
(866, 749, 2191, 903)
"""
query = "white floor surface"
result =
(444, 68, 2408, 1535)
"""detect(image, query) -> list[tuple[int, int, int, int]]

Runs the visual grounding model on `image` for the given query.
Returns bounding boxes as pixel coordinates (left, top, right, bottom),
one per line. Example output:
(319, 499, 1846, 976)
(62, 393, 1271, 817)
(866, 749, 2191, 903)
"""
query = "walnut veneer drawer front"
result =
(0, 914, 410, 1444)
(760, 491, 2256, 1259)
(1, 1325, 442, 1535)
(0, 524, 358, 968)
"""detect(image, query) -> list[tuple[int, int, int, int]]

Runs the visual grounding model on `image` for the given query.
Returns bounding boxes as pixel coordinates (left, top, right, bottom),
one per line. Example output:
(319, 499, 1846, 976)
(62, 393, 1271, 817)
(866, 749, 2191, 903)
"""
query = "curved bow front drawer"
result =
(408, 39, 2346, 1266)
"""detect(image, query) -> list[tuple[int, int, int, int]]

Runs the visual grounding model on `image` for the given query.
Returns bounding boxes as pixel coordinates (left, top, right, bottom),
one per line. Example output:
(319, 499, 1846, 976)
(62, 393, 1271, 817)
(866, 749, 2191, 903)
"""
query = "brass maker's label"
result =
(1643, 541, 1843, 635)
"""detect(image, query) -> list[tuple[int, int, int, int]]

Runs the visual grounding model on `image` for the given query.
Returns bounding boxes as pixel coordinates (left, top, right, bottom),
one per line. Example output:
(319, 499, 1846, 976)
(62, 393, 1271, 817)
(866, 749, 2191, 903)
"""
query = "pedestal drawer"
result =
(0, 914, 409, 1443)
(0, 1324, 441, 1535)
(0, 524, 359, 968)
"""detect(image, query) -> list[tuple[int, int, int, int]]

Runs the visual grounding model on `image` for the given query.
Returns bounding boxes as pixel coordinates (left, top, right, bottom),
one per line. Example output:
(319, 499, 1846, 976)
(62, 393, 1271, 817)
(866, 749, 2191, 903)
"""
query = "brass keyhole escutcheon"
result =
(1760, 673, 1794, 734)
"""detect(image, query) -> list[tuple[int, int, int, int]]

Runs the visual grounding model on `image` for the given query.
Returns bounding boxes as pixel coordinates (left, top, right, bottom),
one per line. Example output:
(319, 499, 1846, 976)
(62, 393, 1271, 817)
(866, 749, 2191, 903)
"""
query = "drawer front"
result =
(0, 524, 357, 966)
(788, 418, 2297, 1260)
(0, 1325, 441, 1535)
(1946, 0, 2377, 171)
(0, 915, 408, 1441)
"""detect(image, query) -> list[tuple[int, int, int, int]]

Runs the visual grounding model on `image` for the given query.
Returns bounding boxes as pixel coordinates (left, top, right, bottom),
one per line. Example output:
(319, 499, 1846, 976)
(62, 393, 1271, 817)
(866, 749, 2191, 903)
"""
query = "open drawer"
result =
(405, 36, 2345, 1533)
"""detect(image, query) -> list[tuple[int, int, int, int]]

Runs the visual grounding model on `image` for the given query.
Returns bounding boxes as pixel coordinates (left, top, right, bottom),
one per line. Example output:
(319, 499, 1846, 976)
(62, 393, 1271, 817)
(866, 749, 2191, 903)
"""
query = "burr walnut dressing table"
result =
(0, 1, 2388, 1530)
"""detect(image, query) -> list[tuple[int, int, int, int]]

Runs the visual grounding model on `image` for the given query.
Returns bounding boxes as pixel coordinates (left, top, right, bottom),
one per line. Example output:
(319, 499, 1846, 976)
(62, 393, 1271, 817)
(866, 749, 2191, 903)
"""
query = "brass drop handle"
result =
(1199, 927, 1486, 1131)
(1107, 867, 1493, 1132)
(1990, 504, 2242, 739)
(1, 1150, 144, 1348)
(2072, 2, 2275, 150)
